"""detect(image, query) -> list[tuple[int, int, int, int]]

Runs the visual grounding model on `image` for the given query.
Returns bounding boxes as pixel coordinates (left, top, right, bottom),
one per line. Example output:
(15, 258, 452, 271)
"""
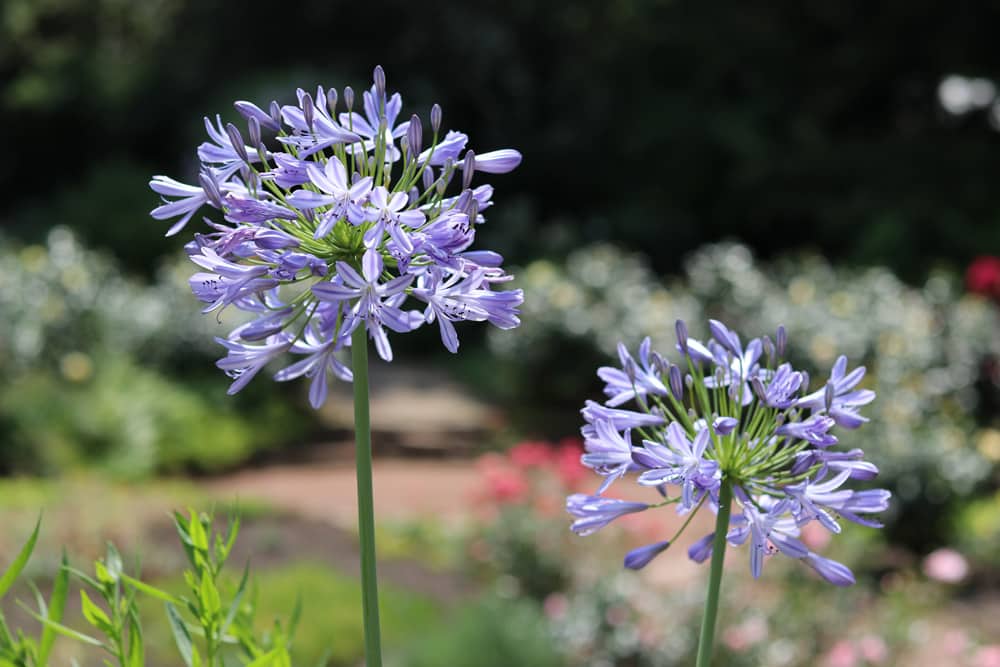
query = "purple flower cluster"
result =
(150, 67, 523, 407)
(566, 321, 890, 586)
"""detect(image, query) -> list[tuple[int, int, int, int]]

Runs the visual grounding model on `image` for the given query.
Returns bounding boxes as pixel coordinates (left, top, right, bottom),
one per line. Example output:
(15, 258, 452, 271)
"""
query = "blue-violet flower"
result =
(568, 320, 890, 586)
(150, 67, 523, 407)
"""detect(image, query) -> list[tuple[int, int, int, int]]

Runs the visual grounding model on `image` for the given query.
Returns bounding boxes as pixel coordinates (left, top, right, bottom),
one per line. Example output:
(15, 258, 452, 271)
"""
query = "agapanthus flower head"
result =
(568, 320, 890, 585)
(150, 67, 523, 406)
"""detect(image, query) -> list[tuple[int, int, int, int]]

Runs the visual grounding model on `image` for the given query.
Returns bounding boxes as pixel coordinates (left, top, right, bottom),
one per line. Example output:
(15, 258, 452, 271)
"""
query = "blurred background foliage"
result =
(4, 0, 1000, 279)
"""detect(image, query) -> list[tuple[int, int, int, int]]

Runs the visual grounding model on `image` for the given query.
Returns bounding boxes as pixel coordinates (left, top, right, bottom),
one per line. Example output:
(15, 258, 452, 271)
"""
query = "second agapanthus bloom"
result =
(568, 320, 890, 585)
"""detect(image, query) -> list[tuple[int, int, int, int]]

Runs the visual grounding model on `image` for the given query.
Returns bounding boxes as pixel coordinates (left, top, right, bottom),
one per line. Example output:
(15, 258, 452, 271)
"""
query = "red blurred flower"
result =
(509, 441, 554, 468)
(482, 465, 529, 504)
(554, 438, 588, 488)
(966, 256, 1000, 299)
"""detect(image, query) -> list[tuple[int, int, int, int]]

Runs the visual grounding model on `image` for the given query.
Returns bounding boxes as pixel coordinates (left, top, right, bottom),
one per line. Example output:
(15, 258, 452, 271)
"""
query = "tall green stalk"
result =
(695, 481, 731, 667)
(351, 326, 383, 666)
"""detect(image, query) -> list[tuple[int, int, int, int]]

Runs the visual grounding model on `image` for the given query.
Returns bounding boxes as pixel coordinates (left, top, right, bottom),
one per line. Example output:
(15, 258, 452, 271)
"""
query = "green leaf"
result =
(94, 561, 113, 586)
(80, 590, 113, 635)
(188, 511, 209, 552)
(245, 646, 291, 667)
(219, 514, 241, 564)
(64, 565, 103, 590)
(220, 561, 250, 638)
(120, 573, 182, 605)
(0, 516, 41, 600)
(127, 606, 144, 667)
(166, 602, 194, 667)
(287, 592, 302, 644)
(0, 610, 14, 649)
(198, 570, 221, 620)
(37, 551, 70, 666)
(18, 602, 105, 649)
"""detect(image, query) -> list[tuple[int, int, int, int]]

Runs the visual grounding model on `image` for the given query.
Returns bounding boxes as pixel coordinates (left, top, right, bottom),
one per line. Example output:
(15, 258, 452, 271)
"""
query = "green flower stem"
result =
(351, 326, 383, 667)
(696, 480, 732, 667)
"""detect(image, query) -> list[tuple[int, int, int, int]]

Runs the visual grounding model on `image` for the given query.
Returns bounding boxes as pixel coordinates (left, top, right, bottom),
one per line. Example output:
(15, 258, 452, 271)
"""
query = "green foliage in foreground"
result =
(0, 512, 443, 667)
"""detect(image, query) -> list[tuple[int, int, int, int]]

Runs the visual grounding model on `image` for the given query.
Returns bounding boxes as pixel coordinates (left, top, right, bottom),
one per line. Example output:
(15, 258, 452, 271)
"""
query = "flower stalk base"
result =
(352, 326, 383, 667)
(696, 481, 731, 667)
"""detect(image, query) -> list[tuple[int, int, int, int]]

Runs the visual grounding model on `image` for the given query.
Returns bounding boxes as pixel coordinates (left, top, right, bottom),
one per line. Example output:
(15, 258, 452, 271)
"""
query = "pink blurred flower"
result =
(543, 592, 569, 620)
(858, 635, 888, 664)
(922, 548, 969, 583)
(943, 629, 969, 656)
(974, 645, 1000, 667)
(723, 616, 767, 652)
(822, 640, 858, 667)
(801, 519, 833, 550)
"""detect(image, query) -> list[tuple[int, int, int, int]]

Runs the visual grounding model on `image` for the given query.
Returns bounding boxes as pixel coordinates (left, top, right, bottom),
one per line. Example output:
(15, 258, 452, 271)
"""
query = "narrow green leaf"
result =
(17, 602, 105, 648)
(64, 565, 103, 590)
(287, 592, 302, 644)
(119, 573, 182, 605)
(38, 551, 70, 666)
(220, 561, 250, 638)
(245, 647, 287, 667)
(0, 610, 14, 649)
(0, 516, 41, 600)
(166, 602, 194, 667)
(314, 647, 333, 667)
(79, 590, 112, 634)
(188, 511, 208, 552)
(221, 514, 241, 562)
(198, 570, 221, 620)
(127, 606, 144, 667)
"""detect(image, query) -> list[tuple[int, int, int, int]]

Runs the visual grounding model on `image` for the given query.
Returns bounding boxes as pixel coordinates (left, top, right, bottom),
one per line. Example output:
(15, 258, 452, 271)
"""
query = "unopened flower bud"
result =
(373, 65, 386, 99)
(454, 189, 472, 214)
(685, 374, 694, 389)
(824, 382, 835, 411)
(713, 417, 738, 436)
(462, 150, 476, 189)
(301, 92, 315, 129)
(650, 352, 668, 375)
(669, 365, 684, 401)
(800, 372, 810, 394)
(326, 88, 338, 113)
(269, 101, 282, 128)
(408, 187, 420, 206)
(751, 376, 767, 402)
(226, 123, 249, 163)
(247, 117, 262, 151)
(623, 357, 638, 383)
(763, 336, 775, 363)
(776, 325, 787, 358)
(344, 86, 355, 111)
(198, 170, 223, 208)
(676, 320, 689, 354)
(407, 115, 422, 156)
(422, 166, 434, 190)
(430, 103, 442, 133)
